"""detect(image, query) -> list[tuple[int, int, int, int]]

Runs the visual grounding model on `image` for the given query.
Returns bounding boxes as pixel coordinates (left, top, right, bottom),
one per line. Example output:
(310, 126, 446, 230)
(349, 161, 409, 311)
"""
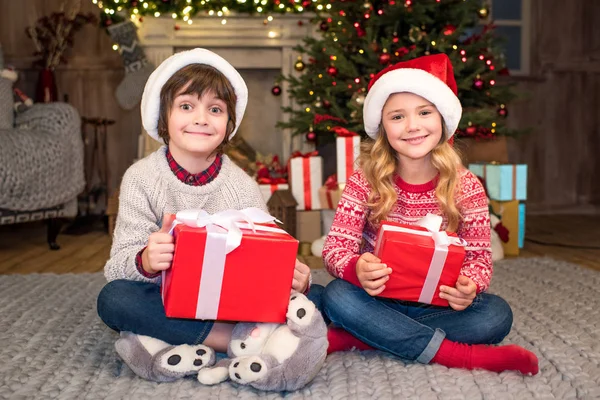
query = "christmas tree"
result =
(278, 0, 520, 144)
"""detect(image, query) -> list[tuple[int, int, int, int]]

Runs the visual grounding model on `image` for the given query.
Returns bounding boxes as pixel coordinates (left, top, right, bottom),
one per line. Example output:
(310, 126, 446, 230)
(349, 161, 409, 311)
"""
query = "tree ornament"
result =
(294, 57, 306, 72)
(319, 21, 329, 31)
(497, 104, 508, 117)
(369, 42, 380, 52)
(323, 99, 332, 109)
(351, 91, 366, 105)
(379, 52, 391, 65)
(478, 5, 489, 19)
(305, 129, 317, 142)
(473, 75, 485, 90)
(363, 2, 372, 9)
(408, 26, 425, 43)
(443, 25, 456, 36)
(271, 85, 282, 96)
(466, 125, 477, 135)
(314, 97, 322, 108)
(327, 66, 338, 77)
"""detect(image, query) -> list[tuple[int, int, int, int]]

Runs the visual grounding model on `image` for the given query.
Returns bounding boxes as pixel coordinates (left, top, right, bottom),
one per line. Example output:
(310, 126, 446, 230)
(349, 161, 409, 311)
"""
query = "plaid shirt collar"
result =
(166, 148, 223, 186)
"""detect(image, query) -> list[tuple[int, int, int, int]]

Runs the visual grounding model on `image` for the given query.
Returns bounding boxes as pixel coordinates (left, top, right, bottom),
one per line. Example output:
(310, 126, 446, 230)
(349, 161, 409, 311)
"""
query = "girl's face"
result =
(382, 92, 443, 163)
(167, 87, 229, 159)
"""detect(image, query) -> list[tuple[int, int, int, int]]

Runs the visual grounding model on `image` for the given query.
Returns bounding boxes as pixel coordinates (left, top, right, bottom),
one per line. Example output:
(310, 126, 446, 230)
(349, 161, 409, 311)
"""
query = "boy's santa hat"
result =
(141, 48, 248, 143)
(363, 53, 462, 140)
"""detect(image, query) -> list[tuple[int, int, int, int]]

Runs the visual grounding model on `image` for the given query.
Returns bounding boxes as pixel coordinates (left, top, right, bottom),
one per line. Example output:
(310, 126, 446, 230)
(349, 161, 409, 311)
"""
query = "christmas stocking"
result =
(107, 20, 154, 110)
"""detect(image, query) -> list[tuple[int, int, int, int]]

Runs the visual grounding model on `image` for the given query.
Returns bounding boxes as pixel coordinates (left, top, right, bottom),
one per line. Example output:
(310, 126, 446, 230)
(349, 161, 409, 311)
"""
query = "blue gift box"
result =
(518, 203, 525, 249)
(469, 163, 527, 201)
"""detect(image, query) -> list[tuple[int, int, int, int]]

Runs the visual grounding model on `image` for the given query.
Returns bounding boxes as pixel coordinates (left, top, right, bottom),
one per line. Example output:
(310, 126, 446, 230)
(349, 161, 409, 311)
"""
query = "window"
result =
(490, 0, 531, 75)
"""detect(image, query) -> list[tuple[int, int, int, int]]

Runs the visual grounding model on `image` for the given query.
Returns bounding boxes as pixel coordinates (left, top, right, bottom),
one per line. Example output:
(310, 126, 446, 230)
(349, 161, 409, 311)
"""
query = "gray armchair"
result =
(0, 95, 85, 249)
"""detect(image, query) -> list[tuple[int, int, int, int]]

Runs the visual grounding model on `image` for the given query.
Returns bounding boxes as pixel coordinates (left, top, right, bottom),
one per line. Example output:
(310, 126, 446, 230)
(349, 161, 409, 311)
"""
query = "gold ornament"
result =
(409, 26, 426, 43)
(294, 57, 306, 72)
(363, 2, 372, 9)
(351, 92, 366, 105)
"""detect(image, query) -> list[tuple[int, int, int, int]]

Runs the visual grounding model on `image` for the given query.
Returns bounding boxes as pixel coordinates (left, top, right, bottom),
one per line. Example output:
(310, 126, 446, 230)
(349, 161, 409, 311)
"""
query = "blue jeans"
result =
(97, 279, 325, 346)
(322, 278, 513, 363)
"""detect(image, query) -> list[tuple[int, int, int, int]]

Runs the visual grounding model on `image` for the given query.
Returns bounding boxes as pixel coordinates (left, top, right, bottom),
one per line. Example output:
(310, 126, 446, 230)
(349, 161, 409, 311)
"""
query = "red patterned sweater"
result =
(322, 167, 493, 293)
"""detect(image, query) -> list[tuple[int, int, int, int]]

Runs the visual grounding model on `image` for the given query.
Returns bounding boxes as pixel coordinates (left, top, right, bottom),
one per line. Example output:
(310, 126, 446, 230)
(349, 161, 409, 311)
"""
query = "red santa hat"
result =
(141, 48, 248, 143)
(363, 53, 462, 140)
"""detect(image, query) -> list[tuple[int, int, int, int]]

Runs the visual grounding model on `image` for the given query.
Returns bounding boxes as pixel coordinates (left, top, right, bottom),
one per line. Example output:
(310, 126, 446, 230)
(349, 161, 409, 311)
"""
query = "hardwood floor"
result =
(0, 214, 599, 274)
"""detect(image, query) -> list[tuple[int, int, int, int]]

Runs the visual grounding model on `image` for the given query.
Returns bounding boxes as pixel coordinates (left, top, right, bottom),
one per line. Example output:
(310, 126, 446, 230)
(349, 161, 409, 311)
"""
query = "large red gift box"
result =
(373, 218, 467, 307)
(161, 209, 299, 323)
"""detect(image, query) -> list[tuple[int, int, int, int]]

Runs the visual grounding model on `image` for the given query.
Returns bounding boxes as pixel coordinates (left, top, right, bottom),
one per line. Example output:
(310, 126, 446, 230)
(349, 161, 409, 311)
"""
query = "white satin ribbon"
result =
(376, 213, 467, 304)
(169, 208, 286, 319)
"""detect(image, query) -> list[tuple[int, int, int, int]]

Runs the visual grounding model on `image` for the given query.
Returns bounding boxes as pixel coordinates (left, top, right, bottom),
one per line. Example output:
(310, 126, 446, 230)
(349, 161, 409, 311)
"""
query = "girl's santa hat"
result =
(141, 48, 248, 143)
(363, 53, 462, 140)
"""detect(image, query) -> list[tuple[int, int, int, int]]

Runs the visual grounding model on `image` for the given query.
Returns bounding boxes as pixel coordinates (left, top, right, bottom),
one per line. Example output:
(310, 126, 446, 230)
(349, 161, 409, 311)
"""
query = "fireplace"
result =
(137, 14, 316, 161)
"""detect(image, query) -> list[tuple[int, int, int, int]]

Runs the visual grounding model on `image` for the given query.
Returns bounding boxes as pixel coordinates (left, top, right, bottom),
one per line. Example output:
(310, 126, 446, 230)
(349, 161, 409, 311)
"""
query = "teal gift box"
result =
(518, 203, 525, 249)
(468, 163, 527, 201)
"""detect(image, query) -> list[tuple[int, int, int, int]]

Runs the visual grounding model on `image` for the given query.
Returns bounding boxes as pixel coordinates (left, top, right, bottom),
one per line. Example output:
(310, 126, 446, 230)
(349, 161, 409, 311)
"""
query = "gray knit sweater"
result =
(104, 146, 267, 283)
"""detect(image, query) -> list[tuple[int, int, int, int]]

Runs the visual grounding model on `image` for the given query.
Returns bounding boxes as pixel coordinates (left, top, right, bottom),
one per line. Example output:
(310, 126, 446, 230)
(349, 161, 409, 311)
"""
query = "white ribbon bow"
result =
(171, 207, 281, 254)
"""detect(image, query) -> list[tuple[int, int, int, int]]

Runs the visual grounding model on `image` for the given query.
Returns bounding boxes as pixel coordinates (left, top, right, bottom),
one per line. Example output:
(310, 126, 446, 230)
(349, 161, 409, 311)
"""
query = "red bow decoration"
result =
(324, 174, 339, 190)
(258, 177, 287, 185)
(290, 150, 319, 159)
(330, 126, 358, 137)
(313, 113, 347, 126)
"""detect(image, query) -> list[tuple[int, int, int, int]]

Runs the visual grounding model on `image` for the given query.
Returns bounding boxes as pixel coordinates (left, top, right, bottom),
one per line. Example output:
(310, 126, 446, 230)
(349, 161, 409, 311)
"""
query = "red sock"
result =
(327, 327, 374, 354)
(432, 339, 539, 375)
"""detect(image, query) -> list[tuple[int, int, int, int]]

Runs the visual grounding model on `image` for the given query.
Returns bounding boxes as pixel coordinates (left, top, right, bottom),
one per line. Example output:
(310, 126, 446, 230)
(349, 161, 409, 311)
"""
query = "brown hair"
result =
(358, 123, 463, 232)
(157, 63, 237, 155)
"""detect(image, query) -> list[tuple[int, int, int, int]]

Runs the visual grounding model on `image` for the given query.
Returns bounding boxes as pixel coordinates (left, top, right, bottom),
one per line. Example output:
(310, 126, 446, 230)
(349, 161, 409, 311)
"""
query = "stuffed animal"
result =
(197, 292, 328, 392)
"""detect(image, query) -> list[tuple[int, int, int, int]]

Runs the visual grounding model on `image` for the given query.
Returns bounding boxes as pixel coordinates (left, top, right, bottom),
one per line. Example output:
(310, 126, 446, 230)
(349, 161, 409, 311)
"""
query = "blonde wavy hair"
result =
(358, 123, 463, 232)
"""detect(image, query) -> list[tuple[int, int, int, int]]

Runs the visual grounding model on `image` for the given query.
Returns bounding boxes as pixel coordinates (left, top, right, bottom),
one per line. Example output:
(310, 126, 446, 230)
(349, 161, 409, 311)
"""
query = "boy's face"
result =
(382, 92, 443, 164)
(167, 86, 229, 159)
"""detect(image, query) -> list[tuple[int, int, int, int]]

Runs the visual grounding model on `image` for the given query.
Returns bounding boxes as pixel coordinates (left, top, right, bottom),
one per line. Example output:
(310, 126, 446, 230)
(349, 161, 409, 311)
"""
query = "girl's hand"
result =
(356, 252, 392, 297)
(292, 259, 311, 293)
(142, 214, 176, 274)
(439, 276, 477, 311)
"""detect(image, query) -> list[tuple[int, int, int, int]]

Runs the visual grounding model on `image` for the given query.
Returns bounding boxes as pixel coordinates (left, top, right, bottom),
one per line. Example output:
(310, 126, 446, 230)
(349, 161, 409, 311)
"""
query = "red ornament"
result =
(473, 78, 485, 90)
(443, 25, 456, 36)
(319, 21, 329, 31)
(327, 66, 338, 77)
(305, 131, 317, 142)
(271, 85, 282, 96)
(466, 126, 477, 135)
(323, 99, 332, 109)
(498, 67, 510, 76)
(174, 24, 181, 31)
(379, 53, 391, 65)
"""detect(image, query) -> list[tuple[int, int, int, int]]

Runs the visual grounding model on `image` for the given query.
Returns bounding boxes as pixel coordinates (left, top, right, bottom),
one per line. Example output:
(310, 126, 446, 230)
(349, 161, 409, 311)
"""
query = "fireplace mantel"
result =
(137, 14, 317, 160)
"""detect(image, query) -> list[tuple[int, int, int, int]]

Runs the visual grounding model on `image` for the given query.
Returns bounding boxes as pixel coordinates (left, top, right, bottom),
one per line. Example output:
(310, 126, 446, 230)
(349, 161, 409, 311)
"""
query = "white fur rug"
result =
(0, 257, 599, 399)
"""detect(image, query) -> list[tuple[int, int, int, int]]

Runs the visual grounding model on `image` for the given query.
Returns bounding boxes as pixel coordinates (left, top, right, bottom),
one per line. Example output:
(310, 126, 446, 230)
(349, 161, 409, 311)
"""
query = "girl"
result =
(97, 48, 315, 382)
(322, 54, 538, 375)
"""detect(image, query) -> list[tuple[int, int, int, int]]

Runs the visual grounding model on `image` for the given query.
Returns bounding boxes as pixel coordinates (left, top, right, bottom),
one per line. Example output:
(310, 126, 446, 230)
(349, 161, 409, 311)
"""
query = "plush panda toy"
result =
(198, 292, 328, 392)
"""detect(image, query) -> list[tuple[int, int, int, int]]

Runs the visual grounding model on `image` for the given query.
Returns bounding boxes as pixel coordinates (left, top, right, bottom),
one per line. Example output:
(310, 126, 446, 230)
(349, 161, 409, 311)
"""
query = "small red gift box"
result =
(161, 209, 298, 323)
(373, 217, 467, 306)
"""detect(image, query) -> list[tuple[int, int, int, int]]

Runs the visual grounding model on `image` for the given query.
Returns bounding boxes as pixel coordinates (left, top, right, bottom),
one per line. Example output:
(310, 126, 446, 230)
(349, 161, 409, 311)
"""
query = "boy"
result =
(97, 49, 312, 381)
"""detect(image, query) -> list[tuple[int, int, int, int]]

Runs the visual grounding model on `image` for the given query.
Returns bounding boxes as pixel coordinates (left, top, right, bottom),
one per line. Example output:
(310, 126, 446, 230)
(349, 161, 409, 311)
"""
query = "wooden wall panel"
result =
(1, 0, 599, 212)
(505, 0, 600, 212)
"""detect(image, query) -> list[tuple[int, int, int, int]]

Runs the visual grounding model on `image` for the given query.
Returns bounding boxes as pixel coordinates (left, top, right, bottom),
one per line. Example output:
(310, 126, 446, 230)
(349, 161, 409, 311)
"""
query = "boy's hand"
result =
(356, 252, 392, 297)
(292, 259, 311, 293)
(142, 214, 176, 275)
(439, 275, 477, 311)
